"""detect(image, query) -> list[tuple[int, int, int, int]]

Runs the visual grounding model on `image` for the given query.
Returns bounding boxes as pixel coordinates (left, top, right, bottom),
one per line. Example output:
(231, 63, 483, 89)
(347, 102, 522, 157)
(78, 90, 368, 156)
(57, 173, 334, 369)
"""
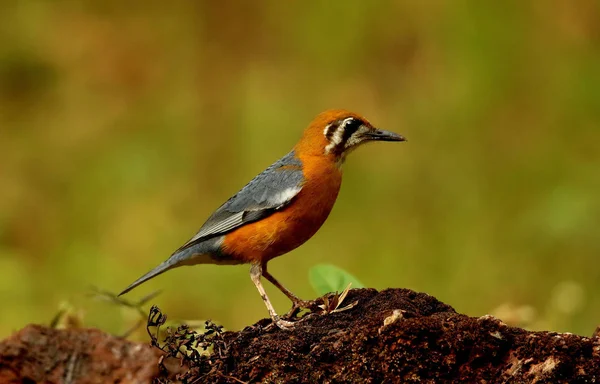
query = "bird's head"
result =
(296, 109, 406, 163)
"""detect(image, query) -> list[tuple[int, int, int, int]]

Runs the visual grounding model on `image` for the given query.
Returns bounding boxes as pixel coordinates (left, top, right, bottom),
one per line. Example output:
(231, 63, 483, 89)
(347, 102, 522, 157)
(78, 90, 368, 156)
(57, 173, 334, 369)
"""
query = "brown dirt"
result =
(2, 288, 600, 383)
(0, 324, 161, 384)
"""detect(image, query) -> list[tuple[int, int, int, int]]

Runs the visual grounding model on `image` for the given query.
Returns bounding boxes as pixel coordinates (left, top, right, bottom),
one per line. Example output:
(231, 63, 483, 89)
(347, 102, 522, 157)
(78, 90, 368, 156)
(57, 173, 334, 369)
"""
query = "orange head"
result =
(294, 109, 406, 162)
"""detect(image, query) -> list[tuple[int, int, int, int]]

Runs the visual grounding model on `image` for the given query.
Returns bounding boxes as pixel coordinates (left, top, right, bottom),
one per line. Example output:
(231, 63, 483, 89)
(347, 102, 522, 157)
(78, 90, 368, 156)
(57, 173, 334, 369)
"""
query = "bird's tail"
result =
(118, 237, 225, 296)
(118, 258, 178, 296)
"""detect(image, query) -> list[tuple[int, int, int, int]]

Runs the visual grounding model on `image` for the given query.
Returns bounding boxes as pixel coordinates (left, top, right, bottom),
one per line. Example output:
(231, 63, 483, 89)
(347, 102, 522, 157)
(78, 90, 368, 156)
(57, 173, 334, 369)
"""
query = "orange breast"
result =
(222, 154, 342, 263)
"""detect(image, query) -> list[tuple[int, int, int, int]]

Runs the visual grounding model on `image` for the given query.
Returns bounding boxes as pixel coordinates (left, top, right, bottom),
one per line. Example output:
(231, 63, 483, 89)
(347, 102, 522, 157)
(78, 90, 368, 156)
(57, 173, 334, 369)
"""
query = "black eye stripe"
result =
(324, 117, 365, 154)
(341, 118, 363, 143)
(325, 122, 339, 140)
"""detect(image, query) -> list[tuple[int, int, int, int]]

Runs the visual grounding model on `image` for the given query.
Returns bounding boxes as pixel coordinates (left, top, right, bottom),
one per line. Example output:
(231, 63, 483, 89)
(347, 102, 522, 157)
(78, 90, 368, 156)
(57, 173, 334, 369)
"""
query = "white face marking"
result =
(344, 125, 369, 149)
(268, 186, 302, 208)
(324, 117, 355, 154)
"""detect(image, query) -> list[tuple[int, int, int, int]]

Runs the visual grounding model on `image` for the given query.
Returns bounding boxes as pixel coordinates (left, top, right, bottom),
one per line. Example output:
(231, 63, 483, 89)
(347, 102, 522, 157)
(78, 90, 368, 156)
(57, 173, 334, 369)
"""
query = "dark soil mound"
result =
(2, 288, 599, 383)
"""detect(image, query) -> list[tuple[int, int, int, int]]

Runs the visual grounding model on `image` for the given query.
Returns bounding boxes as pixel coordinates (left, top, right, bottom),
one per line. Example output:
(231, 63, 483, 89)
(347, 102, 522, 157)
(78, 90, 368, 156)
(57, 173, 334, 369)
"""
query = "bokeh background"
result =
(1, 1, 599, 339)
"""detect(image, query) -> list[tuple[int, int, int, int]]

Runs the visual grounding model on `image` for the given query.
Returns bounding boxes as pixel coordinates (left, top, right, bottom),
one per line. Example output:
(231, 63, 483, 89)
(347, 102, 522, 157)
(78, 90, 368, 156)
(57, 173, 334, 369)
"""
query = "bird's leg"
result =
(262, 265, 305, 304)
(250, 263, 295, 330)
(262, 263, 311, 317)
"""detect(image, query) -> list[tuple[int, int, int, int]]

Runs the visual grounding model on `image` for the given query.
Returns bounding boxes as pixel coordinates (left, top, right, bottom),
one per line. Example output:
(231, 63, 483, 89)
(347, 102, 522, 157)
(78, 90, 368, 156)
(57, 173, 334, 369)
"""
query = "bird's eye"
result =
(341, 118, 363, 140)
(324, 117, 366, 154)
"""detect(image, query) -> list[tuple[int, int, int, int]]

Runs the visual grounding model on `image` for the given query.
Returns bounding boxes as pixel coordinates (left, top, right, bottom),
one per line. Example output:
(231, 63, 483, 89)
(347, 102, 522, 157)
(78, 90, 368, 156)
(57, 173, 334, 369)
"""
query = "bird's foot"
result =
(262, 316, 299, 331)
(266, 312, 314, 330)
(274, 317, 297, 330)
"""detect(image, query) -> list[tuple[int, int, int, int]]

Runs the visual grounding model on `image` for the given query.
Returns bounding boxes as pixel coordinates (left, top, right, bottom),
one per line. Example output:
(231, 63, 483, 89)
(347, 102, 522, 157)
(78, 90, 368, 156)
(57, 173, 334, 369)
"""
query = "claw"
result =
(274, 318, 297, 330)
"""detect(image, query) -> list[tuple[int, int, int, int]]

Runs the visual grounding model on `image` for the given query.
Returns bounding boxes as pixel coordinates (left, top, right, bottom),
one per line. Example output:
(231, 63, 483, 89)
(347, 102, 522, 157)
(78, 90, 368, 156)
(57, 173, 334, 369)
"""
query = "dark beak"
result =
(364, 129, 406, 142)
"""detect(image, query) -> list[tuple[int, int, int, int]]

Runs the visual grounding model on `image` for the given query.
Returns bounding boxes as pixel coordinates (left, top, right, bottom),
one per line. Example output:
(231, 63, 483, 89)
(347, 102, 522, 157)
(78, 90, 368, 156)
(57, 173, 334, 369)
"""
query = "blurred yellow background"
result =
(1, 1, 599, 338)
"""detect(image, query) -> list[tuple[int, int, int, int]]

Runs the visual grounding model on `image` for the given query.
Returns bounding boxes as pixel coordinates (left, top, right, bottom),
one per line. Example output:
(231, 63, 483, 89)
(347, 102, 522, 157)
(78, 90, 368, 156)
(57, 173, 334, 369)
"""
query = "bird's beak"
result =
(364, 129, 407, 142)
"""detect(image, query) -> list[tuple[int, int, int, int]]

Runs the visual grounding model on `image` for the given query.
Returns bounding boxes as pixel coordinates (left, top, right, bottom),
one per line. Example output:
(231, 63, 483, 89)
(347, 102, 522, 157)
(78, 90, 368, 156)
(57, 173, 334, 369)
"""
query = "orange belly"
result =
(221, 155, 342, 263)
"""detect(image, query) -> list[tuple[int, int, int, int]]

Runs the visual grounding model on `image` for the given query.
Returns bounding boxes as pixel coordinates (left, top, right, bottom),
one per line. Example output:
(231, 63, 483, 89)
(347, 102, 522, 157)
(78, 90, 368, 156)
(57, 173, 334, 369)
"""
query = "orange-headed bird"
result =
(119, 110, 405, 329)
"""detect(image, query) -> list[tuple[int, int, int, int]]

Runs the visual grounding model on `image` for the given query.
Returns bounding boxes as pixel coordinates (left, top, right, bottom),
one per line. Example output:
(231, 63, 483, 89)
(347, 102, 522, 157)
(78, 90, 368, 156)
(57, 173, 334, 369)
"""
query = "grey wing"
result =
(174, 150, 304, 253)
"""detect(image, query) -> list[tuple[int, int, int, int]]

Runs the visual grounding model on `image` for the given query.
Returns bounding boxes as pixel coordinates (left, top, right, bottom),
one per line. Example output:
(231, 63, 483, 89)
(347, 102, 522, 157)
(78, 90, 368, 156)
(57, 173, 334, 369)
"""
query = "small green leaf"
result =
(309, 264, 365, 295)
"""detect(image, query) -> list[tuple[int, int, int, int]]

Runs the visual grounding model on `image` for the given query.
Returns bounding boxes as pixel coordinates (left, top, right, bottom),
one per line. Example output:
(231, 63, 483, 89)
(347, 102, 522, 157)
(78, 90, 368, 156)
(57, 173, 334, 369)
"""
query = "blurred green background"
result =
(1, 1, 599, 339)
